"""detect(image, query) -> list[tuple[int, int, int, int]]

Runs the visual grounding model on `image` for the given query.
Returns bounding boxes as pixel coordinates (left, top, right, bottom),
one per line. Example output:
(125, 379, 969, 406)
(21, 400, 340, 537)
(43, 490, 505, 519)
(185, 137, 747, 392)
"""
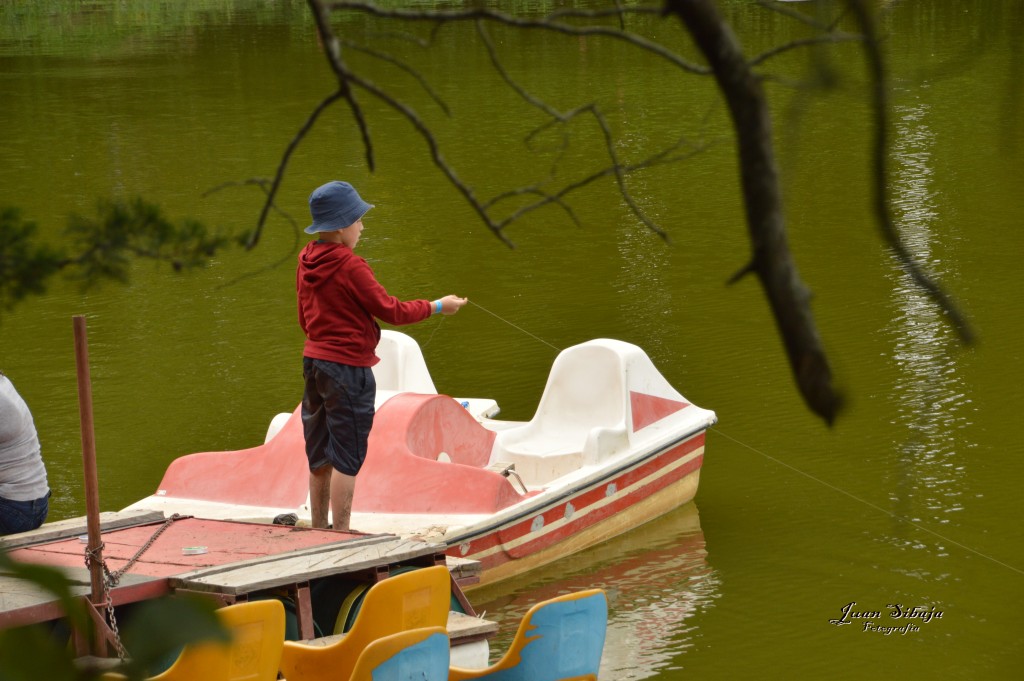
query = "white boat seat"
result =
(489, 339, 711, 487)
(490, 342, 633, 486)
(372, 329, 438, 394)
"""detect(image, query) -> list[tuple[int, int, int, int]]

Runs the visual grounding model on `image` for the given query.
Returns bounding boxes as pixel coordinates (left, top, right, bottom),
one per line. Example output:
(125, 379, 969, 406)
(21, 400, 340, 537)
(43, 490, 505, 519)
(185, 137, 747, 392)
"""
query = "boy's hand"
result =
(438, 295, 468, 315)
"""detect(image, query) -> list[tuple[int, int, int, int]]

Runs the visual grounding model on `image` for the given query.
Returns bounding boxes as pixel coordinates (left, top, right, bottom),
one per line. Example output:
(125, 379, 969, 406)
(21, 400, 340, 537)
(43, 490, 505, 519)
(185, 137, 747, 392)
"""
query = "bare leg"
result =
(330, 471, 356, 532)
(309, 465, 332, 529)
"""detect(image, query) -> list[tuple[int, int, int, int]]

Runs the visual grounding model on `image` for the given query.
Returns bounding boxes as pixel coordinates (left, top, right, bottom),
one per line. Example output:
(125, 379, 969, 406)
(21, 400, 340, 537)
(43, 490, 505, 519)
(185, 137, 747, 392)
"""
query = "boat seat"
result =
(279, 566, 451, 681)
(352, 394, 527, 514)
(100, 599, 286, 681)
(490, 339, 699, 486)
(349, 627, 450, 681)
(448, 589, 607, 681)
(490, 342, 631, 485)
(154, 407, 309, 510)
(373, 329, 438, 394)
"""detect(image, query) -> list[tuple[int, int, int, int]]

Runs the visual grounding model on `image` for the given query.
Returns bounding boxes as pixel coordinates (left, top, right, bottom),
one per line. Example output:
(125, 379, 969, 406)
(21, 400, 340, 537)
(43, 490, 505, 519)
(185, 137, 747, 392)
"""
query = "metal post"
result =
(73, 316, 104, 611)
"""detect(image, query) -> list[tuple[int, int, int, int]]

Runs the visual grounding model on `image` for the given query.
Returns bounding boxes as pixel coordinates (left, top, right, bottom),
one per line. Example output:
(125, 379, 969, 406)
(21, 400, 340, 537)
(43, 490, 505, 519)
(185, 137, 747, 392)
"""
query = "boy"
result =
(297, 181, 467, 530)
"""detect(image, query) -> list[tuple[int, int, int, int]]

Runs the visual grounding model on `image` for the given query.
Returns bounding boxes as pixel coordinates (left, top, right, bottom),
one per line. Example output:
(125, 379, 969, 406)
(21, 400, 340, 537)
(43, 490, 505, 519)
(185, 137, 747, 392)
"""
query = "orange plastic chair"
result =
(279, 565, 451, 681)
(349, 626, 449, 681)
(448, 589, 607, 681)
(101, 599, 286, 681)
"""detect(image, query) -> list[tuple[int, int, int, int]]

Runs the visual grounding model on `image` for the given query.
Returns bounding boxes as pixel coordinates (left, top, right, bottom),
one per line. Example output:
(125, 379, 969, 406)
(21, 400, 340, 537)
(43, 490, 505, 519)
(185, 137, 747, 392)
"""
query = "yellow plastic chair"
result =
(279, 565, 451, 681)
(219, 599, 286, 681)
(100, 638, 230, 681)
(349, 626, 449, 681)
(449, 589, 607, 681)
(101, 599, 286, 681)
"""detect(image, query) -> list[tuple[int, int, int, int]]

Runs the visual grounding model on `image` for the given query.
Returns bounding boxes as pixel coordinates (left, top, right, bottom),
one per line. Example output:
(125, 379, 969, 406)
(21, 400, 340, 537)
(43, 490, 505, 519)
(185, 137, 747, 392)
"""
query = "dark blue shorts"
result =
(301, 358, 376, 476)
(0, 489, 50, 536)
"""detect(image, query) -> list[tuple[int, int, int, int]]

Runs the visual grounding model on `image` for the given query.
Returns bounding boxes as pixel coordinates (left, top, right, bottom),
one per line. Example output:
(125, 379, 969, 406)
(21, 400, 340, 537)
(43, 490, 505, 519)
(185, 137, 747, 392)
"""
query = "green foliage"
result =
(0, 549, 228, 681)
(0, 199, 232, 321)
(0, 207, 65, 312)
(112, 596, 230, 681)
(0, 550, 91, 681)
(0, 623, 87, 681)
(65, 198, 230, 282)
(0, 549, 88, 632)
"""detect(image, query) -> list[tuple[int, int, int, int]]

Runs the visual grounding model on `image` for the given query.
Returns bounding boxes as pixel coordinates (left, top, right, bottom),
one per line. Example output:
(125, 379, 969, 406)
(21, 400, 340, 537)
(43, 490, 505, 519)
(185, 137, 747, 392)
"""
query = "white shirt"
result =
(0, 375, 49, 501)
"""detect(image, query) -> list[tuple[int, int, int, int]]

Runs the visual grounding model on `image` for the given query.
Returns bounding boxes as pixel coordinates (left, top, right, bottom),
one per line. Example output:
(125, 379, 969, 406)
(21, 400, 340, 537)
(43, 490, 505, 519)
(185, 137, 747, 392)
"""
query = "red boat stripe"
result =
(471, 450, 703, 569)
(453, 433, 704, 563)
(477, 434, 702, 551)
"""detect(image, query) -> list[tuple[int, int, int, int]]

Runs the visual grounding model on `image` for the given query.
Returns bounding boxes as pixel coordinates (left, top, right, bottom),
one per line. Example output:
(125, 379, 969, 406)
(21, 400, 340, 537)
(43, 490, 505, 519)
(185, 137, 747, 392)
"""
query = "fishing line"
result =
(421, 312, 446, 350)
(454, 299, 1021, 575)
(712, 426, 1024, 577)
(467, 300, 563, 352)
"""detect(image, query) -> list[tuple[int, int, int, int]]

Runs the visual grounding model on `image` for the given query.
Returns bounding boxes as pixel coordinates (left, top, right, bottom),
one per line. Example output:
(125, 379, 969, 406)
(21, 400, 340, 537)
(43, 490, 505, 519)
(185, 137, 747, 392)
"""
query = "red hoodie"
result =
(297, 241, 431, 366)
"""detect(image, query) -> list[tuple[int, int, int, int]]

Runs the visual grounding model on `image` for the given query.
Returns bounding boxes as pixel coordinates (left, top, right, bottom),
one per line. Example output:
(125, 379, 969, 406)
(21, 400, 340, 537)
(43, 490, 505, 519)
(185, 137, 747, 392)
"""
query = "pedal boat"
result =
(123, 331, 717, 587)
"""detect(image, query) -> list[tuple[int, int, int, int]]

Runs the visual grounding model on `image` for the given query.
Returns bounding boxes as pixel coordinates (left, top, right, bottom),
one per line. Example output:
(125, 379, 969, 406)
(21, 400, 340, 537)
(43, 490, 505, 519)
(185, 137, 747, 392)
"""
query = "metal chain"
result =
(83, 513, 186, 660)
(106, 513, 184, 587)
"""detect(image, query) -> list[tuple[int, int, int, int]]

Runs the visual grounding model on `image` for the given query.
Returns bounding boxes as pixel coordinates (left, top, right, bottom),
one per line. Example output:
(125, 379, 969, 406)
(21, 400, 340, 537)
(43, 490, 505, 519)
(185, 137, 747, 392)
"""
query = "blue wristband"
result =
(434, 300, 443, 314)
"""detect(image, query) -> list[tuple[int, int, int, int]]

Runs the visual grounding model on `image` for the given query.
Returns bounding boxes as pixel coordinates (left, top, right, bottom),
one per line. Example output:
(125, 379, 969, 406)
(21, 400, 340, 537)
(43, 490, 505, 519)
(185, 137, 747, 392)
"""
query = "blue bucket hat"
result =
(305, 181, 374, 234)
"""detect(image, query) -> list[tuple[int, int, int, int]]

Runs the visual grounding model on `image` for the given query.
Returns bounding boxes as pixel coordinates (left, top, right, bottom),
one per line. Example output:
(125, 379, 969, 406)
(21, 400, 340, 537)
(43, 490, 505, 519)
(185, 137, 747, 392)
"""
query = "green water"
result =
(1, 1, 1021, 678)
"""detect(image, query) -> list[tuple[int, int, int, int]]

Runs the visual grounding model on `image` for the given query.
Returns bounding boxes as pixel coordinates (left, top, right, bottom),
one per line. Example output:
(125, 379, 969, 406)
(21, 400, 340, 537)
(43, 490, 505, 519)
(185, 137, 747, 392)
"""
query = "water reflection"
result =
(469, 502, 717, 679)
(885, 101, 973, 554)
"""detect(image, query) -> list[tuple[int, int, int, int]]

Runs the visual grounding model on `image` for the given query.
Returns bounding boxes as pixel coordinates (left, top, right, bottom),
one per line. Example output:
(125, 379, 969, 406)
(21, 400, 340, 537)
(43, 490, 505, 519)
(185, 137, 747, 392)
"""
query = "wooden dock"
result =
(1, 511, 495, 658)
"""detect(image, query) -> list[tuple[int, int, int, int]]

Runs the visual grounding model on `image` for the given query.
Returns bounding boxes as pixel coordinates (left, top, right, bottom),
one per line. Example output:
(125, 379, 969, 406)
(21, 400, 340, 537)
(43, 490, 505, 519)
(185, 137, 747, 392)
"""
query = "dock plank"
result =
(447, 611, 499, 640)
(173, 537, 446, 595)
(0, 510, 166, 551)
(445, 556, 482, 582)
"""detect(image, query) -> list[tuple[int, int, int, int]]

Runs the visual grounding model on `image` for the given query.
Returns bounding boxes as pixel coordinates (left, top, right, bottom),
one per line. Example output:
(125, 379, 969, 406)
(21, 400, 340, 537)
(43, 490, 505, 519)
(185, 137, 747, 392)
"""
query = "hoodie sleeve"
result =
(348, 258, 432, 325)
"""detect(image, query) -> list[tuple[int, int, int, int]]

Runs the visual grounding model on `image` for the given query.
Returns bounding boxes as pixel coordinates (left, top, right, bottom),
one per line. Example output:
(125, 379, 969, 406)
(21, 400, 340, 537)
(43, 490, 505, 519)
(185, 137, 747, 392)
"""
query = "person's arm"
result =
(348, 260, 432, 325)
(349, 258, 468, 323)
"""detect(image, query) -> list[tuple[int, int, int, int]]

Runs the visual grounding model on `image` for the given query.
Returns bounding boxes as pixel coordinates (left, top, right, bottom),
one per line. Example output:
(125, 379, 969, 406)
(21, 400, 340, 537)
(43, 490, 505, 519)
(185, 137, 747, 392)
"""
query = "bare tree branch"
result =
(666, 0, 842, 424)
(309, 0, 375, 170)
(246, 0, 987, 425)
(263, 2, 706, 248)
(249, 0, 382, 251)
(327, 2, 710, 75)
(343, 69, 516, 247)
(484, 186, 584, 230)
(846, 0, 974, 344)
(476, 21, 563, 120)
(343, 40, 451, 116)
(748, 33, 864, 69)
(475, 21, 669, 240)
(493, 137, 711, 232)
(206, 177, 302, 239)
(205, 179, 302, 290)
(754, 0, 847, 32)
(249, 88, 345, 250)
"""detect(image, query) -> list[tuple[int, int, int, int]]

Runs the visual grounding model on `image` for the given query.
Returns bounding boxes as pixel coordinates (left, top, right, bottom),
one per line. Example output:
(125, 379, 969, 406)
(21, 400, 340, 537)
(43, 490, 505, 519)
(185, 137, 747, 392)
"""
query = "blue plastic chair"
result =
(280, 565, 451, 681)
(349, 626, 449, 681)
(448, 589, 607, 681)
